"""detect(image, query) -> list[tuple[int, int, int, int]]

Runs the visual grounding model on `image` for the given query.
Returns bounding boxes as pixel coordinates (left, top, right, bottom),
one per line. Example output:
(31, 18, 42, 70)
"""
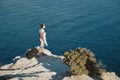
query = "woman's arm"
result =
(41, 32, 45, 44)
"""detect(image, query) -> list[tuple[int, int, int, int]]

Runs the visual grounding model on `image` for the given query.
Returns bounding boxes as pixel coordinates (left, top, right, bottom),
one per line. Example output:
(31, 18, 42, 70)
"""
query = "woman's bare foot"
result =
(42, 53, 47, 56)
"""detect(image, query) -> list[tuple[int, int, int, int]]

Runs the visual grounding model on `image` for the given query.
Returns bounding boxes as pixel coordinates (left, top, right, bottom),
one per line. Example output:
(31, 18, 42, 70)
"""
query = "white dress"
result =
(39, 29, 48, 47)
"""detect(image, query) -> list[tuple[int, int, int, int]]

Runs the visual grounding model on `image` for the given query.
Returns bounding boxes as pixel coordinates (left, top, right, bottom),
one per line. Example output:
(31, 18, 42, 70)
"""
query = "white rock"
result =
(101, 72, 120, 80)
(0, 48, 120, 80)
(63, 75, 94, 80)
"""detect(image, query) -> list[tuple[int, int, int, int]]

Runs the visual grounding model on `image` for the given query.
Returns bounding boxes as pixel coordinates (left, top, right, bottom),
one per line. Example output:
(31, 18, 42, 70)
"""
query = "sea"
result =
(0, 0, 120, 76)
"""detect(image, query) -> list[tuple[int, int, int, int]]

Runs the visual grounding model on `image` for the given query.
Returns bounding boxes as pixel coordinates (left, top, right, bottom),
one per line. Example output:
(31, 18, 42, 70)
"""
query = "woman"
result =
(38, 23, 48, 56)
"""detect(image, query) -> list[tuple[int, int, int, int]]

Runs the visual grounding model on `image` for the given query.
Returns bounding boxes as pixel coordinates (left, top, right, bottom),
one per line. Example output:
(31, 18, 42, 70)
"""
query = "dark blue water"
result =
(0, 0, 120, 76)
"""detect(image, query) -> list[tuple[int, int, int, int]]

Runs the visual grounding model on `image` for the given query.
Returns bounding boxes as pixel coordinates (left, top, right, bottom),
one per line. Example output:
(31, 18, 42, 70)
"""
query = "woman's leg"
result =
(41, 48, 46, 56)
(39, 47, 46, 55)
(39, 38, 46, 56)
(40, 47, 44, 53)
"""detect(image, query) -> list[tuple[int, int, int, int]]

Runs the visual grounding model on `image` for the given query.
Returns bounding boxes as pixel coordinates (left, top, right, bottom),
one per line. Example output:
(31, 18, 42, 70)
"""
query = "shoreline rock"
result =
(63, 47, 105, 77)
(0, 48, 120, 80)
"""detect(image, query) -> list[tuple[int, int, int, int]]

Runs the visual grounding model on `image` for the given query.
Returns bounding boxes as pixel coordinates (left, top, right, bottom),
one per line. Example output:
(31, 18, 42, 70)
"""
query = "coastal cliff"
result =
(0, 47, 120, 80)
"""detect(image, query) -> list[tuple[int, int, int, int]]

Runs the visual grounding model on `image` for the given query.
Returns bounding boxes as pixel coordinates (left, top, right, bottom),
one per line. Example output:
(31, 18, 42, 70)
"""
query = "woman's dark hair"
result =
(40, 23, 45, 28)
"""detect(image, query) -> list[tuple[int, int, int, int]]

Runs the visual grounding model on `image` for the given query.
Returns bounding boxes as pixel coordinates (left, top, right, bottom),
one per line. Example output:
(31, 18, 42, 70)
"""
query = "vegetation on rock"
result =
(63, 47, 105, 77)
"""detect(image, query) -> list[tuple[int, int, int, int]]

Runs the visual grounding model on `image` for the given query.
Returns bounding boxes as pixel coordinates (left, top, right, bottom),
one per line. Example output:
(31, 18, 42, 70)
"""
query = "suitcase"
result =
(25, 47, 39, 59)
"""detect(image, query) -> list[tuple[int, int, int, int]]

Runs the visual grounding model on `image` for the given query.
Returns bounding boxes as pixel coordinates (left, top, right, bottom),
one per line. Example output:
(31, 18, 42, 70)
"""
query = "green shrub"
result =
(63, 47, 104, 76)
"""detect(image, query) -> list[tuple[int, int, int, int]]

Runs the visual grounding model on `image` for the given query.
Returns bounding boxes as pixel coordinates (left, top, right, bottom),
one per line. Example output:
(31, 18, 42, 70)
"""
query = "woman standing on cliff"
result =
(38, 23, 48, 56)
